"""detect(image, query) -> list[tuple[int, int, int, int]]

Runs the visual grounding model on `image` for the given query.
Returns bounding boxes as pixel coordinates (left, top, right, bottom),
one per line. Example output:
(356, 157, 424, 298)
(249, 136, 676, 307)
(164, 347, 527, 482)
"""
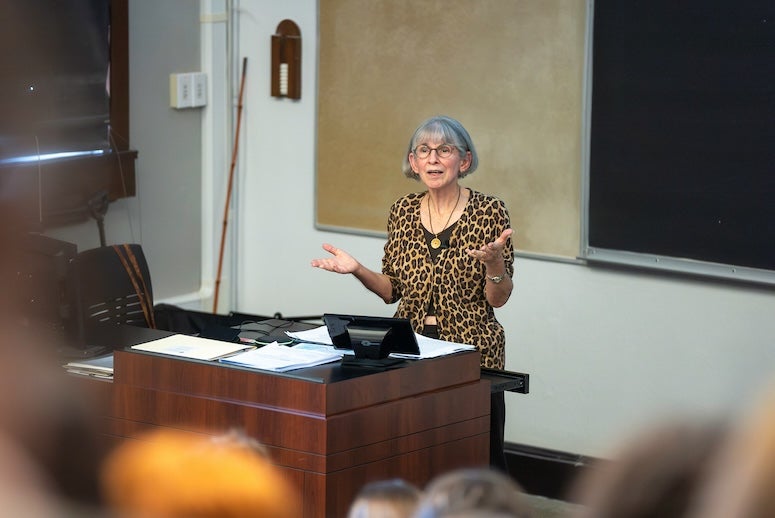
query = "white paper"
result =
(392, 334, 477, 359)
(63, 354, 114, 373)
(64, 354, 115, 378)
(286, 326, 334, 345)
(130, 334, 253, 361)
(219, 342, 343, 372)
(286, 325, 476, 359)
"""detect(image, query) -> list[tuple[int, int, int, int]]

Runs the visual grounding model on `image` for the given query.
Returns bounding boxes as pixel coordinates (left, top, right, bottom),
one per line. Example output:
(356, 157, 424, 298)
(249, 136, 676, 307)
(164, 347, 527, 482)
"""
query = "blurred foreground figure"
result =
(0, 430, 64, 517)
(687, 383, 775, 518)
(101, 428, 300, 518)
(568, 420, 727, 518)
(0, 317, 105, 506)
(0, 223, 106, 510)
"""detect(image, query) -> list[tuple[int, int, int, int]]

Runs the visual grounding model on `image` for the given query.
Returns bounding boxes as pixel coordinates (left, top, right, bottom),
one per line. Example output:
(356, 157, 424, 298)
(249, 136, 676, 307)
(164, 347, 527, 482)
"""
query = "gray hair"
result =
(413, 468, 533, 518)
(402, 115, 479, 180)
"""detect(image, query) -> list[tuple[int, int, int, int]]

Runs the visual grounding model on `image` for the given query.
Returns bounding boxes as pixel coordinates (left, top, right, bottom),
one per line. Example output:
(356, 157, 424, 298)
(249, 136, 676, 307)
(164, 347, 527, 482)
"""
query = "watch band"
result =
(486, 273, 506, 284)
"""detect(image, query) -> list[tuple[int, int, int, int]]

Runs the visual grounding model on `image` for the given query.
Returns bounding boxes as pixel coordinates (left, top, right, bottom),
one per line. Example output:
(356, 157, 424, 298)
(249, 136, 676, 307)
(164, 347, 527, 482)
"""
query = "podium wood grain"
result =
(95, 349, 489, 517)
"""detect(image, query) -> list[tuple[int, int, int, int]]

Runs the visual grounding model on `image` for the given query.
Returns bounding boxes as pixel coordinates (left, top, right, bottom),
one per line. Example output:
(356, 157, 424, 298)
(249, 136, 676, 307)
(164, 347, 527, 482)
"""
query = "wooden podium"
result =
(97, 340, 490, 517)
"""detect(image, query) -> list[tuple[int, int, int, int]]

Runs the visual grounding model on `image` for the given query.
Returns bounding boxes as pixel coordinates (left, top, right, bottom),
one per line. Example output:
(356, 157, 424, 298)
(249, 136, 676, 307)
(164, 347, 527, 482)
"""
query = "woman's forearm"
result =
(353, 264, 394, 304)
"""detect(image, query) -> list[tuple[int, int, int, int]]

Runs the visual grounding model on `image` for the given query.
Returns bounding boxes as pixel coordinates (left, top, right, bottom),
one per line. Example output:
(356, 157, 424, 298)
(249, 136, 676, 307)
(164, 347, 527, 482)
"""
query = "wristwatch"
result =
(486, 273, 506, 284)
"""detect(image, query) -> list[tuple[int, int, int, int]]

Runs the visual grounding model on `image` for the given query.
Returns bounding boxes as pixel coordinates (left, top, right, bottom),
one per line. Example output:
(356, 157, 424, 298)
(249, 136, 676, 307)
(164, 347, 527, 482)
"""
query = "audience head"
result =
(412, 467, 532, 518)
(568, 419, 727, 518)
(101, 428, 300, 518)
(686, 383, 775, 518)
(347, 478, 423, 518)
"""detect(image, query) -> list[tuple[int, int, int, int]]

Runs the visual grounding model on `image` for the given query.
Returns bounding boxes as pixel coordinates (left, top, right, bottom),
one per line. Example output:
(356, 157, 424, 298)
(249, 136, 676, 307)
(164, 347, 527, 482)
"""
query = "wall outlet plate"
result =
(170, 72, 206, 109)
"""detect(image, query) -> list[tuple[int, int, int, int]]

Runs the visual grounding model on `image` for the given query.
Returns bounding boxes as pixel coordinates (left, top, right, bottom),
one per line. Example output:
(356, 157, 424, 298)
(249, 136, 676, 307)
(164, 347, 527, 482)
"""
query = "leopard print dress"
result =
(382, 189, 514, 369)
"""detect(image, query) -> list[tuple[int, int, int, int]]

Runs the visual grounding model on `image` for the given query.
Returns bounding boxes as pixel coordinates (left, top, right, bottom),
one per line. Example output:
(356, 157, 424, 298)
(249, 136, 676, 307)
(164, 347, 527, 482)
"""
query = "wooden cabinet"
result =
(95, 345, 489, 517)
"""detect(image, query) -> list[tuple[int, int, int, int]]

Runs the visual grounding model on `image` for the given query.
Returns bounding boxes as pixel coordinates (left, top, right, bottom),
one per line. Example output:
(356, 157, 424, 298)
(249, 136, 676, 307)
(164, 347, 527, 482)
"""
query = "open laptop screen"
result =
(322, 314, 420, 356)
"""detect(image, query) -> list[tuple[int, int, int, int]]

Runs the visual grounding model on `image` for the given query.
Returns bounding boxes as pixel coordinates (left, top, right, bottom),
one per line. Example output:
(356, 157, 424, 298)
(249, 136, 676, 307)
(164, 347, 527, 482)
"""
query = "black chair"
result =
(66, 244, 155, 349)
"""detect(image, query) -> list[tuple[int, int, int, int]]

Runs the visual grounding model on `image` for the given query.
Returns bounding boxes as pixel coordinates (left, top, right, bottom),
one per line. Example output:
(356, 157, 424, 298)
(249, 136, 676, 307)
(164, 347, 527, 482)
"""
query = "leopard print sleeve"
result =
(382, 193, 425, 305)
(382, 198, 404, 304)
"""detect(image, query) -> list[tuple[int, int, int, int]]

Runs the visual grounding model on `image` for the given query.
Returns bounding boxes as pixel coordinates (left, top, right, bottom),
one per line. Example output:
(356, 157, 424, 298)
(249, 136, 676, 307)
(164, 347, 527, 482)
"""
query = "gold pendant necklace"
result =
(428, 186, 461, 250)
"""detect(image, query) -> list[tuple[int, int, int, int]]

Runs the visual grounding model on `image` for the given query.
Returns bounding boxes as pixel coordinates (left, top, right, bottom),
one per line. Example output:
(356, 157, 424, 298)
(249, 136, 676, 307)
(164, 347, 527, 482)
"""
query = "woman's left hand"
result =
(467, 228, 513, 265)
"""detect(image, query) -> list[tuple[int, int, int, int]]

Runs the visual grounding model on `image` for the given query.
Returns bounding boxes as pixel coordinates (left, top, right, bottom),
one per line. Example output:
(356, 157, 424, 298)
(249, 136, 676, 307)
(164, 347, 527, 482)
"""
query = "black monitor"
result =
(322, 314, 420, 360)
(0, 0, 111, 159)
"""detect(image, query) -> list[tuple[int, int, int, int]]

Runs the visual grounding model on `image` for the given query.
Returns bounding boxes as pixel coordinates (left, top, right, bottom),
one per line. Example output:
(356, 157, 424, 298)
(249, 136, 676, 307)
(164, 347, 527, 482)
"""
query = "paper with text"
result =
(219, 342, 343, 372)
(286, 326, 476, 359)
(130, 334, 253, 361)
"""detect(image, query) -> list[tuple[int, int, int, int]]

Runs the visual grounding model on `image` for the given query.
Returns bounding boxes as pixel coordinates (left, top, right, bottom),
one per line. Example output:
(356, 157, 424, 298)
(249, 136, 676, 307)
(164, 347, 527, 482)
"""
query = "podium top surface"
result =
(97, 323, 482, 415)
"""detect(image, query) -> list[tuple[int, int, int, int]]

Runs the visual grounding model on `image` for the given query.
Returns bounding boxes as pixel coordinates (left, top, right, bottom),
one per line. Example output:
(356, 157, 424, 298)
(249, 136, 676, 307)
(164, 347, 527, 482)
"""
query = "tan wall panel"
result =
(317, 0, 586, 257)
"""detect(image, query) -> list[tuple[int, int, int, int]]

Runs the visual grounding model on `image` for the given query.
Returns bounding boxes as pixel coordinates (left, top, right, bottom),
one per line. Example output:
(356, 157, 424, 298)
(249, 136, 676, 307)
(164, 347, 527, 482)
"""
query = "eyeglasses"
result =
(412, 144, 458, 159)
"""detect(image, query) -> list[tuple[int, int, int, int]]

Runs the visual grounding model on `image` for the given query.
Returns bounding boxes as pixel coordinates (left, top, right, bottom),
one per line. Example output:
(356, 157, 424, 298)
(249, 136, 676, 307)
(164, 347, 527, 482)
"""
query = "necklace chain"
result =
(428, 186, 461, 249)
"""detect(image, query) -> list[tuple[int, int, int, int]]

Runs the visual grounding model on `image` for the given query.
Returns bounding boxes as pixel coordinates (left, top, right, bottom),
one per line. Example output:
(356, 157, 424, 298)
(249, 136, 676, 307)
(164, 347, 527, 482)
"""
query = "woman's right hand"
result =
(311, 243, 360, 274)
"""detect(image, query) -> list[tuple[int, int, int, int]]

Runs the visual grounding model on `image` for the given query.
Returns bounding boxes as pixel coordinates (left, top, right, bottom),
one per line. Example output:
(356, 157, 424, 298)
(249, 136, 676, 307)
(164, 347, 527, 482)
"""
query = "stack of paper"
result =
(64, 354, 114, 379)
(286, 326, 334, 345)
(219, 342, 343, 372)
(286, 326, 476, 359)
(394, 335, 476, 359)
(130, 334, 254, 361)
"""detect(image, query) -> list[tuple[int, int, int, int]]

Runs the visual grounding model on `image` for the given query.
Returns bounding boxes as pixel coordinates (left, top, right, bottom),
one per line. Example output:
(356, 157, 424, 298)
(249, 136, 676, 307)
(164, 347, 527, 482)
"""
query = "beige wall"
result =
(317, 0, 585, 259)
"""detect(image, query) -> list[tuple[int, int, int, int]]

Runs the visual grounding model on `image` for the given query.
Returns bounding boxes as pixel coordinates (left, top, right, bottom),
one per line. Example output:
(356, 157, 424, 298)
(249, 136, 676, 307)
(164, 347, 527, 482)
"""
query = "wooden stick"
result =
(213, 57, 247, 314)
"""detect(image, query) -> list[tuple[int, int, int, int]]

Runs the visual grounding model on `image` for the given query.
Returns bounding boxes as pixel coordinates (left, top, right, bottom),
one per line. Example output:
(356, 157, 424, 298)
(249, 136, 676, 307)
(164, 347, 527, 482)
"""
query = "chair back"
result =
(66, 244, 154, 347)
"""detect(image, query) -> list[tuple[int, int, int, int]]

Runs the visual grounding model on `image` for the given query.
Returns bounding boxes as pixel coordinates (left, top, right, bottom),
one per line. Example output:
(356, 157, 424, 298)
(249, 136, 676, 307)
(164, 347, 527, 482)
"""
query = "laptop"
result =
(322, 314, 421, 356)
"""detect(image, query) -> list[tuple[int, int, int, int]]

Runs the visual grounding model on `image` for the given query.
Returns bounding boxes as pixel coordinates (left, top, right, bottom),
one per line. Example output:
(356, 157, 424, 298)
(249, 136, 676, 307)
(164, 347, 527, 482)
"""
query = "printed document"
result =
(286, 326, 476, 359)
(63, 354, 115, 379)
(219, 342, 343, 372)
(130, 334, 253, 361)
